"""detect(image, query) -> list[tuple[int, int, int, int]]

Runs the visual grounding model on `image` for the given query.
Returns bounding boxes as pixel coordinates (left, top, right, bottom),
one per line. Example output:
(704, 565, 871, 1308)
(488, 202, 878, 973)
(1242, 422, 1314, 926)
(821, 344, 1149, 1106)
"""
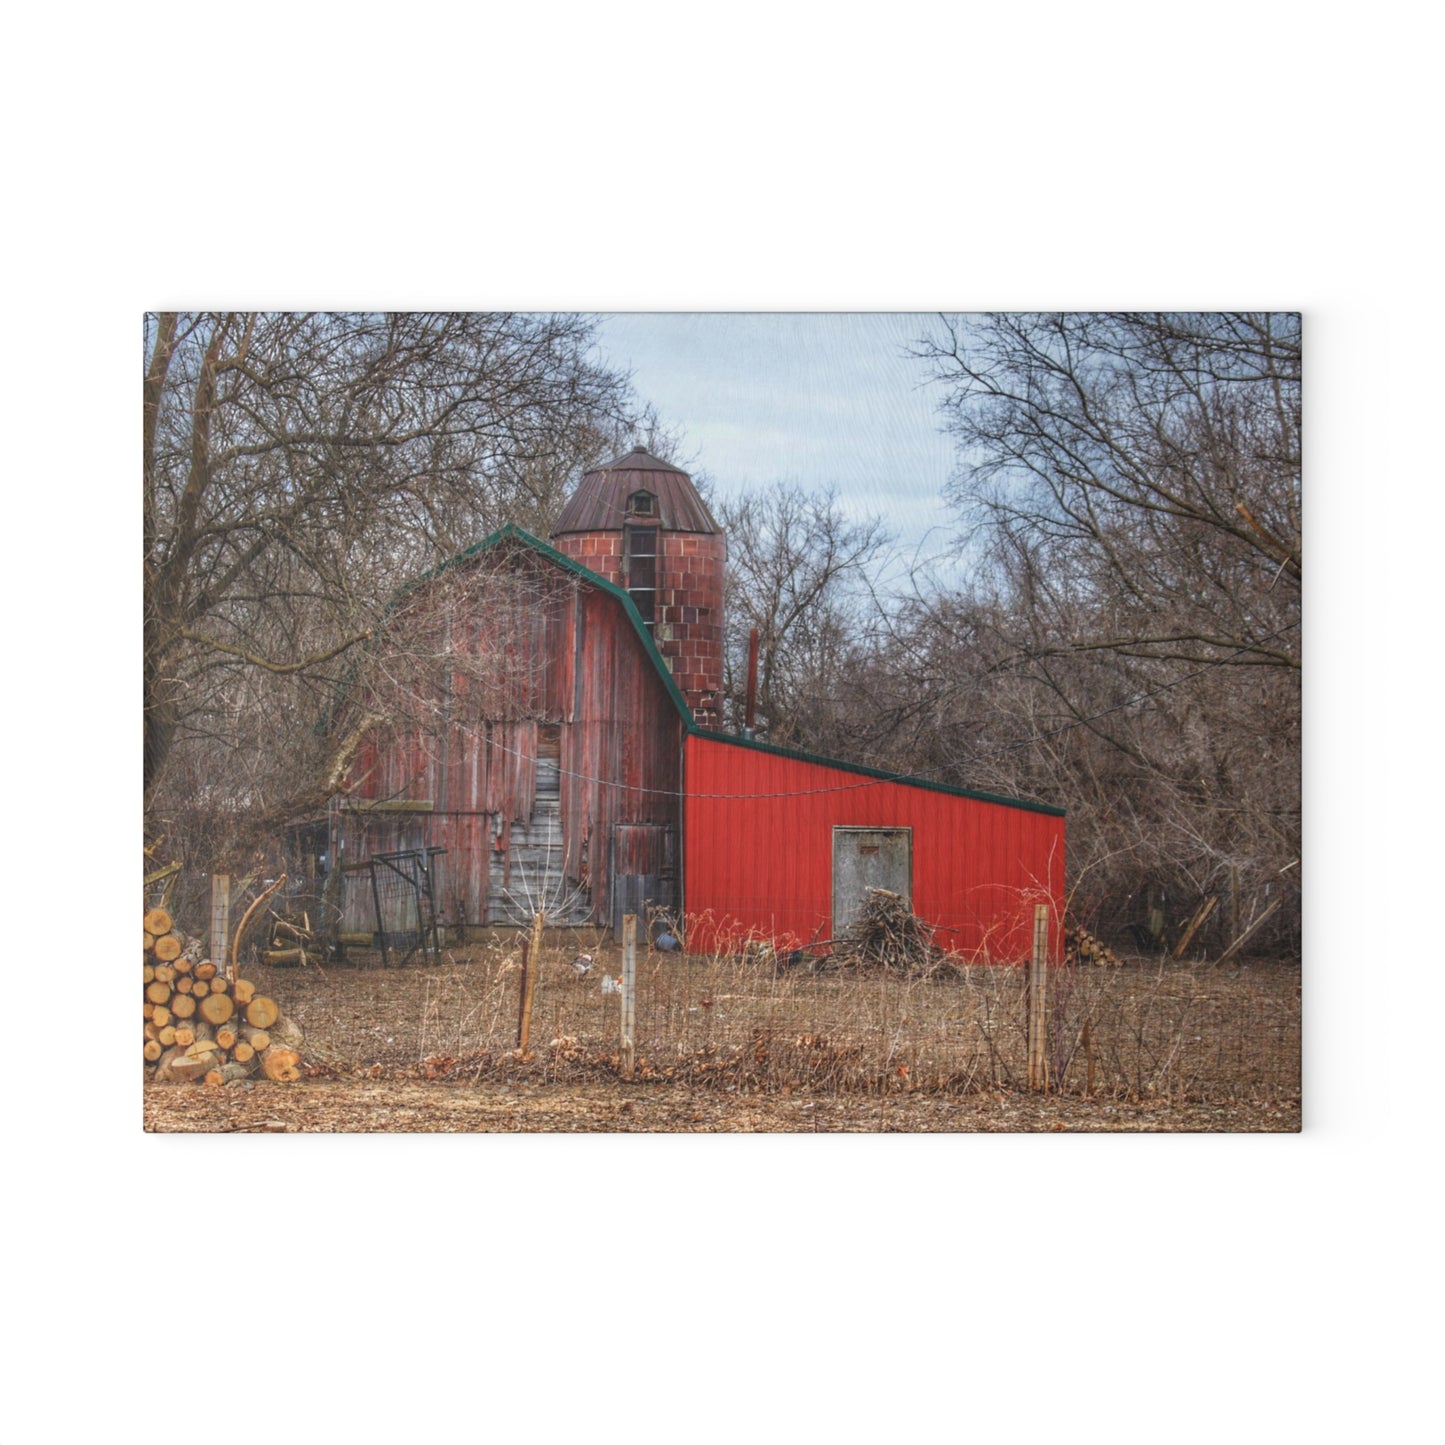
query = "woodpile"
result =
(263, 914, 327, 967)
(142, 906, 304, 1084)
(845, 888, 937, 973)
(1064, 922, 1120, 967)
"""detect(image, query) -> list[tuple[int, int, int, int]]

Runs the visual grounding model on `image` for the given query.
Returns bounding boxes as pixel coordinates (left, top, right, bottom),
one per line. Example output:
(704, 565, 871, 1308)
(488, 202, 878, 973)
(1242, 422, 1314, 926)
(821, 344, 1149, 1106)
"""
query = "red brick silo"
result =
(552, 449, 725, 726)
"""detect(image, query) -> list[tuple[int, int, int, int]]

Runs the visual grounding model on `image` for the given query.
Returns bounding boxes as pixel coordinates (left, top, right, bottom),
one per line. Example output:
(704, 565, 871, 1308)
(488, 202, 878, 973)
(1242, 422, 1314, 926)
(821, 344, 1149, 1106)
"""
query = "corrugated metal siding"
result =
(682, 734, 1064, 963)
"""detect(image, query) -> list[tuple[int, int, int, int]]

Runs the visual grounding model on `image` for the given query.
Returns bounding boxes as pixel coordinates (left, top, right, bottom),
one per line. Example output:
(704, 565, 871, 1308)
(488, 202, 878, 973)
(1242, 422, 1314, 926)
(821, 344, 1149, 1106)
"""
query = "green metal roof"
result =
(689, 727, 1066, 817)
(349, 523, 1064, 820)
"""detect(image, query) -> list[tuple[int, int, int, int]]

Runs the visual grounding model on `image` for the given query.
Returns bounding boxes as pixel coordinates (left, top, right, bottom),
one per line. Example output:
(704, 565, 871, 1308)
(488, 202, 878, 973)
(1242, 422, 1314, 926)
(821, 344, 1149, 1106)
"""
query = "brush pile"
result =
(843, 888, 939, 974)
(1064, 922, 1120, 967)
(264, 914, 327, 967)
(143, 906, 305, 1084)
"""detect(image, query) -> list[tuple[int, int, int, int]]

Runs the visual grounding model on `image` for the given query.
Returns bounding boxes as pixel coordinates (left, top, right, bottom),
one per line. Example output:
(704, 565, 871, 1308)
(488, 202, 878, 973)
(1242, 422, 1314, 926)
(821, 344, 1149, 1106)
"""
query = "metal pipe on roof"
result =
(743, 627, 760, 738)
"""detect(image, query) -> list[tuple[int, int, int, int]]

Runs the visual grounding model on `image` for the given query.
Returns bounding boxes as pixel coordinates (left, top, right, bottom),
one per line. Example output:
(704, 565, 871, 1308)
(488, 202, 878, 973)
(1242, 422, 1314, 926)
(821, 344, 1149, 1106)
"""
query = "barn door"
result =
(832, 828, 912, 938)
(609, 823, 676, 935)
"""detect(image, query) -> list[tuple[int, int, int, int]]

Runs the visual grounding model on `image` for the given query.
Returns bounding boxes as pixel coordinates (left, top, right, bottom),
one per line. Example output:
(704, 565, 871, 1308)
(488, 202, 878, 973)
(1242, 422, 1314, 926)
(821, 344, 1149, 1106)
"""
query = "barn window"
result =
(624, 524, 657, 626)
(627, 489, 656, 516)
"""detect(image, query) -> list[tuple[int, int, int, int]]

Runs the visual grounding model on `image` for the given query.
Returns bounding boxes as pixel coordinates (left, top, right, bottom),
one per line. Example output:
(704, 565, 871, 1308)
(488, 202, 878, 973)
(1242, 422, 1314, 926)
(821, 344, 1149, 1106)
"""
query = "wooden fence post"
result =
(517, 911, 545, 1054)
(209, 874, 230, 967)
(1027, 904, 1050, 1092)
(516, 936, 533, 1052)
(620, 913, 637, 1081)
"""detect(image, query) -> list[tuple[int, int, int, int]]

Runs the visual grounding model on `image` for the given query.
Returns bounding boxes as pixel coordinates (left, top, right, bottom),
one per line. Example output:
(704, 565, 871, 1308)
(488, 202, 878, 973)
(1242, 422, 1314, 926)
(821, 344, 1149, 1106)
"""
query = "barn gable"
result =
(339, 524, 688, 930)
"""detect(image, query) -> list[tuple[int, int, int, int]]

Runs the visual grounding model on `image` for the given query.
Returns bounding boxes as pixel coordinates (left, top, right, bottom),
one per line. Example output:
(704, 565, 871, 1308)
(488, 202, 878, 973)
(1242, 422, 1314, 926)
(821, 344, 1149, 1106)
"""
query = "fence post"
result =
(620, 913, 637, 1081)
(518, 911, 545, 1054)
(209, 874, 231, 967)
(1027, 903, 1050, 1092)
(516, 936, 532, 1052)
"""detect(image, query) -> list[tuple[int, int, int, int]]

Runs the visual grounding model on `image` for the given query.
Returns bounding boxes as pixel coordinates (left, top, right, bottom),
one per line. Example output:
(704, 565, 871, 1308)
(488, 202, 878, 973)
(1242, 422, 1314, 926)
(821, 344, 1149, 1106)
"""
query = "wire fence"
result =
(145, 863, 1298, 1104)
(221, 911, 1299, 1105)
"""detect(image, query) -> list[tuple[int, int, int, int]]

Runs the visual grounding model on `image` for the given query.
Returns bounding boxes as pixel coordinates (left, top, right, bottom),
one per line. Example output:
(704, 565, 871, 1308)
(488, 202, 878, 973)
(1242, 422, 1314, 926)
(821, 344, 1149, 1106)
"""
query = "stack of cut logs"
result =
(1063, 922, 1120, 967)
(143, 907, 304, 1084)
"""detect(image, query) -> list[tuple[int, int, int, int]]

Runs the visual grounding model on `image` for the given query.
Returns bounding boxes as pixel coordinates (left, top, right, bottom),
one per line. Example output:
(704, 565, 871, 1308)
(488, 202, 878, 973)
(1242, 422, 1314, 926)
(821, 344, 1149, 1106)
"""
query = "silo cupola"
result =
(552, 449, 725, 726)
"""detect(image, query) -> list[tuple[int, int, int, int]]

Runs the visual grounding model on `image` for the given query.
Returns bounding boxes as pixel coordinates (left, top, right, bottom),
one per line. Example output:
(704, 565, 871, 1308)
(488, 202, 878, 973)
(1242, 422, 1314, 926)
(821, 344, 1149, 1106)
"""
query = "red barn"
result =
(333, 449, 1064, 960)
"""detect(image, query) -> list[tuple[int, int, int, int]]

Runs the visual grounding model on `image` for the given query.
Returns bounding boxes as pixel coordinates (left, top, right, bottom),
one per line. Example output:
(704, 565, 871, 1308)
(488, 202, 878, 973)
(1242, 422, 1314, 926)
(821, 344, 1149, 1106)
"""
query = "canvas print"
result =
(142, 311, 1301, 1133)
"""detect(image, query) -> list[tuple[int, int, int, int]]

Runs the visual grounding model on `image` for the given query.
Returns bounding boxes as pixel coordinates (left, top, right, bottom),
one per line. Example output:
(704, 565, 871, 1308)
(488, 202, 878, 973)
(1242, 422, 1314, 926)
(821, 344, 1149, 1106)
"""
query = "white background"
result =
(3, 3, 1437, 1443)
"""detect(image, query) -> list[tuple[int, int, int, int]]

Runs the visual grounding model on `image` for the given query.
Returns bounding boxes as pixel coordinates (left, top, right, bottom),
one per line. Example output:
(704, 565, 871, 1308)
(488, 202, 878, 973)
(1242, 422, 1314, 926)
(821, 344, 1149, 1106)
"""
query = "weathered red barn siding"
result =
(682, 732, 1065, 962)
(341, 538, 683, 928)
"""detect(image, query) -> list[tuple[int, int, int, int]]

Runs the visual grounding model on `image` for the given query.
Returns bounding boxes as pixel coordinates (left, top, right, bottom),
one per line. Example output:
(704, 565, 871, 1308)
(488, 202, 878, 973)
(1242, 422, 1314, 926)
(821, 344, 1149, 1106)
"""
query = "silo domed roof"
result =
(552, 448, 721, 536)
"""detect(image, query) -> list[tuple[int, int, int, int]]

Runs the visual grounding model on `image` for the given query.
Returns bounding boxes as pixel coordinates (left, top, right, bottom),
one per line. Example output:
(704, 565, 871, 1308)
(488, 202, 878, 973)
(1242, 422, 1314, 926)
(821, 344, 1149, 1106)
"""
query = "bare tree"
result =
(915, 311, 1300, 672)
(715, 483, 891, 748)
(143, 311, 637, 865)
(899, 312, 1302, 950)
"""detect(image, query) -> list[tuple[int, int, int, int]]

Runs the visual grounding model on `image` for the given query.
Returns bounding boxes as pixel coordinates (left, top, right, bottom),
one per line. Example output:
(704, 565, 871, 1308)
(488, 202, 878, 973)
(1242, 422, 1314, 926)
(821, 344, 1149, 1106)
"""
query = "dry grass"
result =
(242, 931, 1300, 1105)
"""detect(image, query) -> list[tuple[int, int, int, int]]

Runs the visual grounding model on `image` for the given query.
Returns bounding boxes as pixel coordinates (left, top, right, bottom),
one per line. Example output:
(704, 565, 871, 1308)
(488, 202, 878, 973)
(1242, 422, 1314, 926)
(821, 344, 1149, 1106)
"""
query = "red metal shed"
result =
(683, 730, 1064, 962)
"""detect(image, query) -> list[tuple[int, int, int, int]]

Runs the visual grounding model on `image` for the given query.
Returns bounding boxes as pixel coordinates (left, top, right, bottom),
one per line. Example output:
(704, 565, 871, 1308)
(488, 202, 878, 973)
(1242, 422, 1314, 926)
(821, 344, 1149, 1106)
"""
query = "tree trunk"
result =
(245, 997, 280, 1030)
(260, 1046, 302, 1083)
(199, 993, 234, 1027)
(265, 1015, 305, 1050)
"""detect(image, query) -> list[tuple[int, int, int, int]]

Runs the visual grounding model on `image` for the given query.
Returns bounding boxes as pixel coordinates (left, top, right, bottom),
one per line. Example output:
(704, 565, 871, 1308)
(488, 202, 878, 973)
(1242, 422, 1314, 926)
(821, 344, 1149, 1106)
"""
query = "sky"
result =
(590, 312, 965, 575)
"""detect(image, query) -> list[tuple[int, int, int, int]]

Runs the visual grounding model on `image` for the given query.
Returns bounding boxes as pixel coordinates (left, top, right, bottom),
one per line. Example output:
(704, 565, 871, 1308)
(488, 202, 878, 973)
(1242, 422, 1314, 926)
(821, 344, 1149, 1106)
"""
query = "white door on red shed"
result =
(832, 827, 912, 938)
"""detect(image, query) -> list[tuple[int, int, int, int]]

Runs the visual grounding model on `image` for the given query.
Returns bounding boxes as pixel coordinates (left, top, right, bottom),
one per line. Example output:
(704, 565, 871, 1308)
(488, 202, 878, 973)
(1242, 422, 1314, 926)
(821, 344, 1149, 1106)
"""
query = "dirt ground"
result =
(144, 938, 1300, 1133)
(144, 1077, 1297, 1132)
